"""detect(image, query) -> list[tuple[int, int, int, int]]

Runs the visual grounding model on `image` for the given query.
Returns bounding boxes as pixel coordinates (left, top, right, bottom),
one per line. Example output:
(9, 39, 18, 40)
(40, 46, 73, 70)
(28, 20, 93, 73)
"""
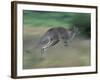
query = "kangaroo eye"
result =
(51, 38, 53, 40)
(61, 37, 64, 39)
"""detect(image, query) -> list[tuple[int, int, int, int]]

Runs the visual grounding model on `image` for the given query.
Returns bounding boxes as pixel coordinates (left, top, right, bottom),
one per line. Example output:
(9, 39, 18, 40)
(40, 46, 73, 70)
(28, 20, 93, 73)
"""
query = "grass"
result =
(23, 10, 73, 27)
(23, 10, 91, 69)
(23, 27, 90, 69)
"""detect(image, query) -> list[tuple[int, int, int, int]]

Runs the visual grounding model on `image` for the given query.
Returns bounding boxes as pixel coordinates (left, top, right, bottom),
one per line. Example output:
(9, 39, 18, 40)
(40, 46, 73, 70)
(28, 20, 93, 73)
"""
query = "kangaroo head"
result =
(69, 26, 80, 41)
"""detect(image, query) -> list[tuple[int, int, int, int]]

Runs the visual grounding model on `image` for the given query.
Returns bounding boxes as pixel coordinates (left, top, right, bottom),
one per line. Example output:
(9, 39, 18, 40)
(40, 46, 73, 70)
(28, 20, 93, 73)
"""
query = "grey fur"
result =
(36, 27, 79, 55)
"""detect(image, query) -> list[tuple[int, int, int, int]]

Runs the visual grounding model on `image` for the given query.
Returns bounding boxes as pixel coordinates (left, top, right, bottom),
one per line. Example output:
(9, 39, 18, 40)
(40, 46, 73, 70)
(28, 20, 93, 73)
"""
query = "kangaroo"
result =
(36, 26, 79, 56)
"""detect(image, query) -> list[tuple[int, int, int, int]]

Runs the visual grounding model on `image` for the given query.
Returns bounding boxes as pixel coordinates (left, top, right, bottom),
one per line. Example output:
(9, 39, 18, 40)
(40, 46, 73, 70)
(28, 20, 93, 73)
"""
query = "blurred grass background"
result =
(23, 10, 91, 69)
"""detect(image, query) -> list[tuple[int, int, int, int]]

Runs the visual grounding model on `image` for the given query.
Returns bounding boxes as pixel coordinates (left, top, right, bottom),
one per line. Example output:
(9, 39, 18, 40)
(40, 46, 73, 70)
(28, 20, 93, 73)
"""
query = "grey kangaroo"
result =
(36, 27, 79, 56)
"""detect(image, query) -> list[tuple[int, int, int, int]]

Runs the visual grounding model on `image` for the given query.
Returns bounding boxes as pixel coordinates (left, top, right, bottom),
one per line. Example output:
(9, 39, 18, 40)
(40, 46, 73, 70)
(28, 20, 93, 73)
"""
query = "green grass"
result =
(23, 10, 73, 27)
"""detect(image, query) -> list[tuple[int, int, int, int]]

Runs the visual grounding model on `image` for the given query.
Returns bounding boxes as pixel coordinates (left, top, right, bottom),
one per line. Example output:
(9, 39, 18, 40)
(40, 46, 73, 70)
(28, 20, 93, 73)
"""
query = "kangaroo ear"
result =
(73, 26, 78, 31)
(73, 26, 77, 30)
(69, 26, 75, 31)
(69, 27, 73, 31)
